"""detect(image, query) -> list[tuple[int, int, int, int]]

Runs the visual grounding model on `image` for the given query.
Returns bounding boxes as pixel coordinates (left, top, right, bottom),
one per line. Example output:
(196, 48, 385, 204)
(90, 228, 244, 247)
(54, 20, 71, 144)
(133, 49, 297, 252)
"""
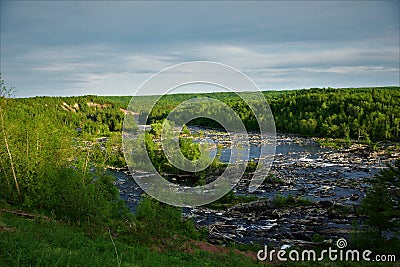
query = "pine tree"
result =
(361, 160, 400, 239)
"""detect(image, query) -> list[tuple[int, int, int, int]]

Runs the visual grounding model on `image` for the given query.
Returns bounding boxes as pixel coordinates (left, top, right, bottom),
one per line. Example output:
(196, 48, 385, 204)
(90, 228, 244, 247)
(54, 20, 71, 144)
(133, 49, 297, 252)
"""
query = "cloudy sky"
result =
(1, 1, 399, 97)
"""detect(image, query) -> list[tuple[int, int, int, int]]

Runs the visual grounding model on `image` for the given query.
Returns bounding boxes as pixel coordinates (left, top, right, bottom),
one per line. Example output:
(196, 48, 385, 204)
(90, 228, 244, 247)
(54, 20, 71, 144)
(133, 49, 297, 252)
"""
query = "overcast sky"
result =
(1, 1, 399, 97)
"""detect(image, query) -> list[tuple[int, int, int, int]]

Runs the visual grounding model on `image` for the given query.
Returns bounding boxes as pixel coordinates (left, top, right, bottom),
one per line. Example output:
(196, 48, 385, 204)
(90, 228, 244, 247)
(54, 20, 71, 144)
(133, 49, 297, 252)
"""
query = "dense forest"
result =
(270, 87, 400, 141)
(109, 87, 400, 141)
(1, 77, 399, 265)
(3, 87, 398, 143)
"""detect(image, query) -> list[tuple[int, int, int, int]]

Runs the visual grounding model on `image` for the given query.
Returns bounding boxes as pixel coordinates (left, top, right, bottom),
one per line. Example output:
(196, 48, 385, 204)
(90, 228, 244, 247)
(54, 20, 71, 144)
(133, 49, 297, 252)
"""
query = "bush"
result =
(273, 194, 312, 207)
(20, 167, 129, 226)
(134, 196, 201, 245)
(0, 88, 130, 227)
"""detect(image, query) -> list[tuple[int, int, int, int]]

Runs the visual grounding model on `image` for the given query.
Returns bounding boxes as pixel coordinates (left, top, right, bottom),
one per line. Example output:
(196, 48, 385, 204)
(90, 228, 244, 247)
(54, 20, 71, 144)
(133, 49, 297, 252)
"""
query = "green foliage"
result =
(312, 234, 326, 243)
(273, 194, 312, 208)
(0, 211, 259, 267)
(134, 196, 202, 245)
(150, 122, 163, 137)
(245, 160, 258, 173)
(312, 233, 326, 243)
(88, 134, 126, 168)
(181, 124, 191, 135)
(264, 173, 286, 185)
(135, 87, 400, 141)
(36, 168, 128, 226)
(352, 172, 400, 267)
(351, 220, 400, 257)
(316, 137, 352, 149)
(7, 87, 396, 142)
(0, 77, 130, 225)
(1, 76, 399, 265)
(206, 190, 258, 210)
(360, 160, 400, 239)
(270, 87, 400, 140)
(145, 123, 220, 181)
(6, 95, 127, 137)
(179, 138, 201, 161)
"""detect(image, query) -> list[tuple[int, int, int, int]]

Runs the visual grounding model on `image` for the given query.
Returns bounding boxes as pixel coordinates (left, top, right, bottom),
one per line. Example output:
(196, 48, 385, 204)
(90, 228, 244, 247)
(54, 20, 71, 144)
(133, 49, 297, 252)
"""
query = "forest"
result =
(3, 86, 397, 142)
(1, 77, 399, 265)
(126, 87, 400, 142)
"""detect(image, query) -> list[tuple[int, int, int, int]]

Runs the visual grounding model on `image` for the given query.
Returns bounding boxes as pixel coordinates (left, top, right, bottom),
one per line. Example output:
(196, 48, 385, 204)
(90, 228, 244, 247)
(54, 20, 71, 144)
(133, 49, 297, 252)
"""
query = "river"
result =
(113, 130, 396, 247)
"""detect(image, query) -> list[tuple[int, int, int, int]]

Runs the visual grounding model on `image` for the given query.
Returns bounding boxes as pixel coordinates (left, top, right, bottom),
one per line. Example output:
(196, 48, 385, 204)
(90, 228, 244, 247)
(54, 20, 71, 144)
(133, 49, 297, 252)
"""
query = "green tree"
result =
(360, 160, 400, 239)
(0, 77, 128, 225)
(0, 76, 22, 202)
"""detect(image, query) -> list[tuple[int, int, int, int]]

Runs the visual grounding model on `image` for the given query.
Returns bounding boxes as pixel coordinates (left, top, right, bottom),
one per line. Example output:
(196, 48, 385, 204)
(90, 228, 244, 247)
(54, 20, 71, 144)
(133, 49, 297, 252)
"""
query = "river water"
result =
(115, 133, 382, 210)
(114, 131, 394, 246)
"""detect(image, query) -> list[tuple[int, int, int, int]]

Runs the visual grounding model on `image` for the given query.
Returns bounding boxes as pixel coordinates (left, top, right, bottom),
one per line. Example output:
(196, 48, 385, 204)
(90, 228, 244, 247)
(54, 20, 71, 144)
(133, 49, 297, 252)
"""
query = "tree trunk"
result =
(0, 107, 22, 202)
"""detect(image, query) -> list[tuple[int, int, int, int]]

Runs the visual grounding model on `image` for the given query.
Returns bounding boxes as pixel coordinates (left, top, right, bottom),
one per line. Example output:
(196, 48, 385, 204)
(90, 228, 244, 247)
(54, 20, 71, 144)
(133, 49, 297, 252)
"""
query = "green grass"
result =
(0, 211, 261, 267)
(1, 201, 398, 267)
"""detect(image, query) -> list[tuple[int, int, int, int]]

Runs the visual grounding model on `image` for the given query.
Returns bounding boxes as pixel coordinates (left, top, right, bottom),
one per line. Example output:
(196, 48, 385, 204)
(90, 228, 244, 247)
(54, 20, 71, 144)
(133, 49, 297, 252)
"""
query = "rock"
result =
(350, 194, 359, 201)
(291, 231, 312, 241)
(317, 200, 333, 208)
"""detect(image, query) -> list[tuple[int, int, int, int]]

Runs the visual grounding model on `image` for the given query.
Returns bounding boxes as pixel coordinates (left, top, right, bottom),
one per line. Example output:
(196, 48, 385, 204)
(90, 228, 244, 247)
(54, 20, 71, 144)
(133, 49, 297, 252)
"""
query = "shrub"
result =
(134, 196, 201, 245)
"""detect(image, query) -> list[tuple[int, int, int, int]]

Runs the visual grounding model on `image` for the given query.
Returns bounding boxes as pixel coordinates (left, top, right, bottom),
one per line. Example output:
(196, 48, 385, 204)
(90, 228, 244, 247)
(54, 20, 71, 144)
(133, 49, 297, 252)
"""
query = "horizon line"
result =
(11, 85, 400, 99)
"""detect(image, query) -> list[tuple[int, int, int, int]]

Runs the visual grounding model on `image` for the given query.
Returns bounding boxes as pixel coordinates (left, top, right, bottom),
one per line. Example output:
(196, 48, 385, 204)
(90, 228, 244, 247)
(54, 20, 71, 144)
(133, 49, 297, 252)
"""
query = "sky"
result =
(0, 1, 399, 97)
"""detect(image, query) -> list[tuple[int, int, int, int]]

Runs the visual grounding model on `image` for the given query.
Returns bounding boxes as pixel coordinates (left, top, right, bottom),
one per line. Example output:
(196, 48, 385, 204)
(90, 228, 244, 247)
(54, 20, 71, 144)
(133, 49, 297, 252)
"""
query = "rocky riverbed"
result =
(114, 129, 399, 248)
(184, 199, 356, 249)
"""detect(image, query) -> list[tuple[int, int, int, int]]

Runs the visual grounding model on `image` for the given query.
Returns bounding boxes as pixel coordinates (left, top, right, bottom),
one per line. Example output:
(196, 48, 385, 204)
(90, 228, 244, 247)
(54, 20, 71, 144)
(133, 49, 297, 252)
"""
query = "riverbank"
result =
(115, 130, 399, 250)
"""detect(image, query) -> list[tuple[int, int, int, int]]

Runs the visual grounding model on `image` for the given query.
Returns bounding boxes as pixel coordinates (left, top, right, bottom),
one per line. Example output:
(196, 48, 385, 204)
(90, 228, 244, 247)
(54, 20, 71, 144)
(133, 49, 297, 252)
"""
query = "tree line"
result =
(130, 87, 399, 141)
(269, 87, 400, 141)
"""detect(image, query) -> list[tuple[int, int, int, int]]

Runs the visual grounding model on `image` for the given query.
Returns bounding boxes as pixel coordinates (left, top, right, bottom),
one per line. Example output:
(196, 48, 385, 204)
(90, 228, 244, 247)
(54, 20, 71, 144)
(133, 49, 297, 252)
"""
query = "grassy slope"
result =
(0, 211, 259, 267)
(2, 211, 398, 267)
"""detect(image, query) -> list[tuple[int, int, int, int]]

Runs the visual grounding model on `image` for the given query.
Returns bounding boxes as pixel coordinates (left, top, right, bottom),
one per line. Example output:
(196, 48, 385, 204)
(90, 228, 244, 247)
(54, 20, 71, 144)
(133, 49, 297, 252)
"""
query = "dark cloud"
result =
(0, 1, 398, 96)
